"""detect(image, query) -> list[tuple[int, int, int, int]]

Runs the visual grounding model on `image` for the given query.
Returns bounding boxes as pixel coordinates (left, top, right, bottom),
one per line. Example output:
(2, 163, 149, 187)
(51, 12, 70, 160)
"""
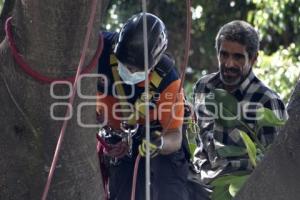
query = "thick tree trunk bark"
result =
(235, 80, 300, 200)
(0, 0, 108, 199)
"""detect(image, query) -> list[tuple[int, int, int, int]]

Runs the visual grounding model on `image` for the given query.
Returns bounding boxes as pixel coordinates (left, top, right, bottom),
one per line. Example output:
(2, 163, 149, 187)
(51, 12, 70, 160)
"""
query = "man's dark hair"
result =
(215, 20, 259, 59)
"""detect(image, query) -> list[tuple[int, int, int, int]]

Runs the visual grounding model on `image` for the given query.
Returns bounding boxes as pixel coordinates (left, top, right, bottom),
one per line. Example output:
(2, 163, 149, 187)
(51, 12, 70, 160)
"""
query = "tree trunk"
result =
(0, 0, 108, 199)
(235, 79, 300, 200)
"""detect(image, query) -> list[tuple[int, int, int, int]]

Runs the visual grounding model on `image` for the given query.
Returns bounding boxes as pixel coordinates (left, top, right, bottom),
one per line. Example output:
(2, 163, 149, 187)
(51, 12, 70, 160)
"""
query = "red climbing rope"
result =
(131, 154, 141, 200)
(26, 0, 101, 199)
(5, 16, 102, 84)
(162, 0, 192, 134)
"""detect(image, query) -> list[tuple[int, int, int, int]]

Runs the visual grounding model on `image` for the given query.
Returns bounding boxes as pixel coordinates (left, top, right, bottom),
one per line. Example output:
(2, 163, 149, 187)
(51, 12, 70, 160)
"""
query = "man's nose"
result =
(224, 57, 235, 68)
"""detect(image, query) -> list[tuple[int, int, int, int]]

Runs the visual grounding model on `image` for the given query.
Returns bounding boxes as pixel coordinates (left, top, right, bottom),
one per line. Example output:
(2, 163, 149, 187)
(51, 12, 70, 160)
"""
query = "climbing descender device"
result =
(121, 122, 139, 157)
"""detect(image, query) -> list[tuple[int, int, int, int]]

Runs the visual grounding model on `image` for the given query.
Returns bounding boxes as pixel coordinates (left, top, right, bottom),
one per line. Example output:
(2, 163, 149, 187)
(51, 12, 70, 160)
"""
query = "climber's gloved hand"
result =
(138, 131, 164, 158)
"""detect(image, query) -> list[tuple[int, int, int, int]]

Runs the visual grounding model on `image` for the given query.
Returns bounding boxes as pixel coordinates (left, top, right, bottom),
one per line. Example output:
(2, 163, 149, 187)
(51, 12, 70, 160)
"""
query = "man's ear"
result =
(250, 52, 258, 66)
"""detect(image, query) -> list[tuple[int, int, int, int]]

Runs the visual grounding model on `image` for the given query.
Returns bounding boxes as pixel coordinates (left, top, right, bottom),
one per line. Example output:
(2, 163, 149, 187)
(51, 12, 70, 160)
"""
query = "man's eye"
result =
(233, 54, 245, 60)
(220, 51, 229, 58)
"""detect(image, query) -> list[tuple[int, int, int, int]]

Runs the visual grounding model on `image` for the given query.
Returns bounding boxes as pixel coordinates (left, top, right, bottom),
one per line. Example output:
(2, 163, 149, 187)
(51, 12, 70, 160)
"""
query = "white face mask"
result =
(117, 62, 150, 85)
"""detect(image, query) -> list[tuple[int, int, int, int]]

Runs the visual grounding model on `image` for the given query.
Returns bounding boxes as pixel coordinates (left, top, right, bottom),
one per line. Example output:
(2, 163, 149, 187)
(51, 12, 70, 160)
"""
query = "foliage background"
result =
(1, 0, 299, 103)
(0, 0, 3, 11)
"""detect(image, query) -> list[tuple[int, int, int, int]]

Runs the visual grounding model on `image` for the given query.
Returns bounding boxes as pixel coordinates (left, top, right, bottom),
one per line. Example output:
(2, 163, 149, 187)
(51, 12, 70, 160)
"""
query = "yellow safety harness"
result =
(109, 53, 199, 159)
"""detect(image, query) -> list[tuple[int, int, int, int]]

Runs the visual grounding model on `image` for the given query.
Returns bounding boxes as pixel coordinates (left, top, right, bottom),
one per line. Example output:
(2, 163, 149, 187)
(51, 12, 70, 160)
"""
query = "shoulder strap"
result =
(150, 54, 174, 89)
(109, 54, 136, 124)
(155, 54, 175, 76)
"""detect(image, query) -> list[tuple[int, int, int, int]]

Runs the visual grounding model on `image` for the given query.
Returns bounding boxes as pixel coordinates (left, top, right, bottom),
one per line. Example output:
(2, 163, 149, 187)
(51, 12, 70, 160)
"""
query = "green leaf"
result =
(188, 143, 197, 159)
(211, 174, 243, 187)
(217, 145, 247, 158)
(211, 176, 235, 187)
(239, 130, 257, 167)
(228, 175, 249, 197)
(186, 120, 199, 140)
(211, 174, 249, 199)
(205, 89, 240, 128)
(211, 185, 232, 200)
(256, 107, 286, 127)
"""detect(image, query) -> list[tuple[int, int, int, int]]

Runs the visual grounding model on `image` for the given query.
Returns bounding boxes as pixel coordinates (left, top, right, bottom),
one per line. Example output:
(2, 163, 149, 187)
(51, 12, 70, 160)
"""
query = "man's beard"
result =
(219, 64, 242, 86)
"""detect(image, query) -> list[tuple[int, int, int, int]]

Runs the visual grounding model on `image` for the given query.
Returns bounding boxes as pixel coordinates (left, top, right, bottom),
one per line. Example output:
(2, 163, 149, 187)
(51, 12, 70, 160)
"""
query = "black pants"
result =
(108, 146, 189, 200)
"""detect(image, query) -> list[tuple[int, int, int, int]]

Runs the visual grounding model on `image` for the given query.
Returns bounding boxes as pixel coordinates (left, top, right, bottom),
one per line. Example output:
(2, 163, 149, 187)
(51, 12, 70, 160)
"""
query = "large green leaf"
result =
(217, 145, 247, 158)
(211, 174, 249, 200)
(211, 185, 232, 200)
(211, 174, 244, 187)
(228, 175, 249, 197)
(205, 89, 240, 128)
(256, 107, 286, 127)
(239, 130, 257, 167)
